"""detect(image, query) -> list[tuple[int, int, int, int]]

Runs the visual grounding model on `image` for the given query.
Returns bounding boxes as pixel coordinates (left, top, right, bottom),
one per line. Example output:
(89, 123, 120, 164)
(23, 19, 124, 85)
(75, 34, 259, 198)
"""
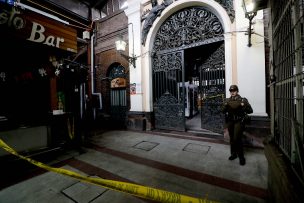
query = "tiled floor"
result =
(0, 130, 268, 203)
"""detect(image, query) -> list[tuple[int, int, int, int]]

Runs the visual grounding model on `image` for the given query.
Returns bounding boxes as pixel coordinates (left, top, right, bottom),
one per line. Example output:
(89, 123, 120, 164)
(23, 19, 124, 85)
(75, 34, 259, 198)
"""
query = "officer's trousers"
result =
(226, 120, 244, 158)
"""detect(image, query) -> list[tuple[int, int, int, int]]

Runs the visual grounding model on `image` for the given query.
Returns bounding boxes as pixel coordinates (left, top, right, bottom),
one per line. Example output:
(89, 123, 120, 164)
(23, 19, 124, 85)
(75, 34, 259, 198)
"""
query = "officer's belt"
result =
(227, 115, 243, 121)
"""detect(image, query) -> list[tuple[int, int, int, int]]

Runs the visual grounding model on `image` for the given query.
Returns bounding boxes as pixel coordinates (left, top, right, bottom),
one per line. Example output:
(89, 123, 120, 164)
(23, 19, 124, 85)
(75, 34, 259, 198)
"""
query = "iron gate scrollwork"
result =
(200, 43, 225, 134)
(141, 1, 234, 45)
(153, 51, 185, 131)
(153, 7, 224, 52)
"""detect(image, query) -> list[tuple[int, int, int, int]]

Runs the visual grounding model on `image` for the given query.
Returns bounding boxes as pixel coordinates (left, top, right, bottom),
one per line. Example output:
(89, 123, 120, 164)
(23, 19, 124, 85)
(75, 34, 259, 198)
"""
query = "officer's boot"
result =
(238, 149, 246, 165)
(239, 156, 246, 165)
(229, 145, 237, 160)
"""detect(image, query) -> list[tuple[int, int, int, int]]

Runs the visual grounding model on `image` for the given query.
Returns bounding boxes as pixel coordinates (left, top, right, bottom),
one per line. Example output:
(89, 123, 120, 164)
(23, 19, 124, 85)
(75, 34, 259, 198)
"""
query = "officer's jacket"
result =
(222, 95, 253, 120)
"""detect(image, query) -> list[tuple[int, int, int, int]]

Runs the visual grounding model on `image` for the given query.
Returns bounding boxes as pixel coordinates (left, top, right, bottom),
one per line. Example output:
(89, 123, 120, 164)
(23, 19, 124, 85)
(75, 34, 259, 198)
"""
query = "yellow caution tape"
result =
(203, 94, 225, 100)
(0, 138, 219, 203)
(67, 117, 75, 140)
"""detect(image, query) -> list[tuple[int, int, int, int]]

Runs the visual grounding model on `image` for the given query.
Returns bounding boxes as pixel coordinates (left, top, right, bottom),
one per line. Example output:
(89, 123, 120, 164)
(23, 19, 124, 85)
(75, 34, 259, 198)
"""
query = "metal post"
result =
(248, 18, 252, 47)
(247, 14, 255, 47)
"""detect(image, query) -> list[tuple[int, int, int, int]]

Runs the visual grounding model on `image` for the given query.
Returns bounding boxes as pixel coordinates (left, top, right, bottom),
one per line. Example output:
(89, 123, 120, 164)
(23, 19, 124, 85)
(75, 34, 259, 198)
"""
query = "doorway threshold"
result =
(151, 128, 224, 141)
(186, 129, 223, 139)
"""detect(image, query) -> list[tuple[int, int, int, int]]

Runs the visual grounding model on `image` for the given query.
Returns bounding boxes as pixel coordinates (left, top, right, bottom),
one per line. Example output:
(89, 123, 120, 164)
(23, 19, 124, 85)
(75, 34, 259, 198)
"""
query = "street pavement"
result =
(0, 130, 268, 203)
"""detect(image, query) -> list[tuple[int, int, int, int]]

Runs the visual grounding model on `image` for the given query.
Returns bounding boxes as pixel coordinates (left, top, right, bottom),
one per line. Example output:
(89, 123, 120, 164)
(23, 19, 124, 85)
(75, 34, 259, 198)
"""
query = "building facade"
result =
(0, 0, 303, 201)
(0, 0, 93, 155)
(94, 1, 304, 200)
(103, 0, 268, 139)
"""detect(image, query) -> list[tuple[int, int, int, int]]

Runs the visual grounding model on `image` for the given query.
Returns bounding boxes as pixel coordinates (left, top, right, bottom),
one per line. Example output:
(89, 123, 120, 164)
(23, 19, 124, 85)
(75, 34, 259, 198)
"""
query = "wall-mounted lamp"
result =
(242, 0, 257, 47)
(115, 37, 137, 68)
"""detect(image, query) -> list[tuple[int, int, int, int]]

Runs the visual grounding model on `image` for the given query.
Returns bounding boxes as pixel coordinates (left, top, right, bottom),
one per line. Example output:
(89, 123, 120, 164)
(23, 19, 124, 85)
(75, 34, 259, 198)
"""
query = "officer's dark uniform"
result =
(222, 85, 253, 165)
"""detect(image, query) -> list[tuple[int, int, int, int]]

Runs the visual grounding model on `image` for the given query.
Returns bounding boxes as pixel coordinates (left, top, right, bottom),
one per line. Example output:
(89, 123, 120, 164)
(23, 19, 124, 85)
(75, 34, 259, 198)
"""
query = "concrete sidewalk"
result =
(0, 130, 268, 203)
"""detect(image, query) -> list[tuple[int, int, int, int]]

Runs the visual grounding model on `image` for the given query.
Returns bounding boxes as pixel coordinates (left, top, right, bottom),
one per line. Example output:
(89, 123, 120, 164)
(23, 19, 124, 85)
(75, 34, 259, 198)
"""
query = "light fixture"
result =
(115, 36, 137, 68)
(242, 0, 257, 47)
(82, 30, 90, 40)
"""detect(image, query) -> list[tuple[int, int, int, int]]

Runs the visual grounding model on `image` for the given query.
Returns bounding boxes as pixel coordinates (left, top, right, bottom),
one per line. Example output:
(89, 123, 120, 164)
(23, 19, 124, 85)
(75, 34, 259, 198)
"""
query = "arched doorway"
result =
(152, 6, 225, 134)
(107, 63, 128, 126)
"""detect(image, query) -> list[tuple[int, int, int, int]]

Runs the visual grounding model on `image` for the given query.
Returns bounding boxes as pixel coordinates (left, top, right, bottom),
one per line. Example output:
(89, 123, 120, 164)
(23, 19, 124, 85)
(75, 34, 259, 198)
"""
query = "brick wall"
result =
(96, 50, 129, 114)
(95, 11, 128, 53)
(94, 11, 130, 116)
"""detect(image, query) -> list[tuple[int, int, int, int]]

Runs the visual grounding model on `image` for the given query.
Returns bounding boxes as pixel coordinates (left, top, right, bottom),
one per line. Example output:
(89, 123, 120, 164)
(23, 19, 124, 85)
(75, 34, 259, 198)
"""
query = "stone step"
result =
(243, 116, 271, 148)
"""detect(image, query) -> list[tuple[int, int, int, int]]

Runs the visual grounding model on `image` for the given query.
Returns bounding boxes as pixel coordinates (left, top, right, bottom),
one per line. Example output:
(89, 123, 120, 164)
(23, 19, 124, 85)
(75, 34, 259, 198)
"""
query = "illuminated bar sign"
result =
(0, 6, 77, 53)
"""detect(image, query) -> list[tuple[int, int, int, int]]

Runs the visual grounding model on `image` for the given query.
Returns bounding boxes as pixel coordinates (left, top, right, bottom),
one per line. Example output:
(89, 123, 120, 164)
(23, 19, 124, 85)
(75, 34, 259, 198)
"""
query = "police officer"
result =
(222, 85, 253, 165)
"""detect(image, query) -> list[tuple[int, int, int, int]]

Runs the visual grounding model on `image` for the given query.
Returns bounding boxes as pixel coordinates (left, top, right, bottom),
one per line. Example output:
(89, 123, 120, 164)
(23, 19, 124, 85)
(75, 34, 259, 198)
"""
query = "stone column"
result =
(125, 0, 143, 112)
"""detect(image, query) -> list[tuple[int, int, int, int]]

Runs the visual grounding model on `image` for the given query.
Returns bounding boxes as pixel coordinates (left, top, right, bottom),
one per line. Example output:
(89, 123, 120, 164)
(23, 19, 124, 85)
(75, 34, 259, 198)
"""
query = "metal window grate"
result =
(111, 89, 126, 106)
(272, 0, 304, 179)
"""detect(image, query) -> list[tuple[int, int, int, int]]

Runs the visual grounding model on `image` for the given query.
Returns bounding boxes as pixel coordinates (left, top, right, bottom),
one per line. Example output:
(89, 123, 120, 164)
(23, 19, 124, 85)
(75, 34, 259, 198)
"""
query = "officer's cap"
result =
(229, 85, 239, 92)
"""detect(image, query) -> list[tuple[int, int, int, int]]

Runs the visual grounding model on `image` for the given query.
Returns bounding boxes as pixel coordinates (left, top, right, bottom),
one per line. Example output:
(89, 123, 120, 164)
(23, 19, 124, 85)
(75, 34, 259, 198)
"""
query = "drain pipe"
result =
(91, 31, 102, 120)
(91, 31, 96, 120)
(91, 31, 95, 95)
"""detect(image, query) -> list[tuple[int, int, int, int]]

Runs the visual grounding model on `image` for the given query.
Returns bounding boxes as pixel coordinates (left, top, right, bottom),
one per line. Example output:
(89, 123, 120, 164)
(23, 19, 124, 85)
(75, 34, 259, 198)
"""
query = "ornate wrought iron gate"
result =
(153, 50, 185, 131)
(151, 6, 227, 132)
(200, 43, 225, 134)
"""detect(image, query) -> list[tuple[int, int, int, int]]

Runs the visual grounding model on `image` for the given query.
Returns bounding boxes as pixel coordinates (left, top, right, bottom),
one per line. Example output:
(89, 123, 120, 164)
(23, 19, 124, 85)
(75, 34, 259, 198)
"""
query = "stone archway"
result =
(151, 6, 226, 132)
(143, 0, 233, 113)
